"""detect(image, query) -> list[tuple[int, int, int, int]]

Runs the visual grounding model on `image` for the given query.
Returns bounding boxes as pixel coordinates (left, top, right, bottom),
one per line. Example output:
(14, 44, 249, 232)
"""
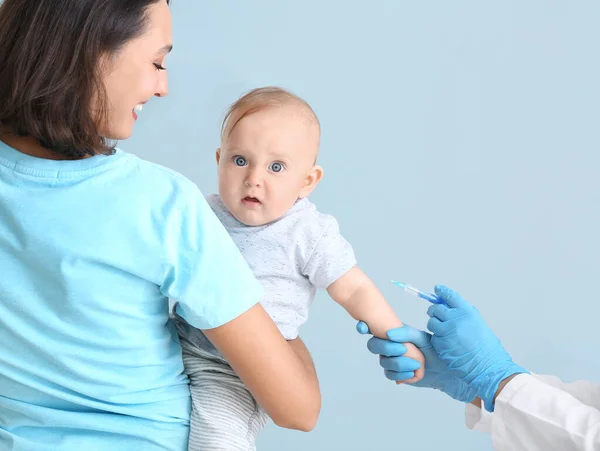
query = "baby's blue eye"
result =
(234, 156, 247, 166)
(269, 162, 284, 173)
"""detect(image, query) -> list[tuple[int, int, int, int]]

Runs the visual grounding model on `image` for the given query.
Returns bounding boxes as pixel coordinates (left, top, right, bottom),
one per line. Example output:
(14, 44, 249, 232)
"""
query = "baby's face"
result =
(217, 106, 320, 226)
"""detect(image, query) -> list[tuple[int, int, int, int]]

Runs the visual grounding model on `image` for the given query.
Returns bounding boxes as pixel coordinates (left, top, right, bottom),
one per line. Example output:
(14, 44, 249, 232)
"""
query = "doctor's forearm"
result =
(494, 374, 519, 404)
(470, 374, 519, 410)
(471, 397, 482, 408)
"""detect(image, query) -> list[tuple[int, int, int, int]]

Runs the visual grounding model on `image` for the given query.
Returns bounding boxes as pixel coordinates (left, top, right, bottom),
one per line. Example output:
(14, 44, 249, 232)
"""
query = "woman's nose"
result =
(154, 72, 169, 98)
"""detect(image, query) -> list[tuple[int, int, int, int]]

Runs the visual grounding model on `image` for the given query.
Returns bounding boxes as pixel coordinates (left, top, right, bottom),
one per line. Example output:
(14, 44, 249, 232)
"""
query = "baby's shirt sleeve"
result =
(302, 214, 357, 289)
(159, 182, 262, 330)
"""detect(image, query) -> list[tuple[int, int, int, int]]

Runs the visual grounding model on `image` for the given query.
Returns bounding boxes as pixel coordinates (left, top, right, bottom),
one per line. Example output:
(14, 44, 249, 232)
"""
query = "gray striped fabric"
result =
(179, 336, 269, 450)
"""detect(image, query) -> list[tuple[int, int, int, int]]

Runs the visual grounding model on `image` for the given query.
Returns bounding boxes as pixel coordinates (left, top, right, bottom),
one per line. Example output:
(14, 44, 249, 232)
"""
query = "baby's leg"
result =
(180, 336, 269, 451)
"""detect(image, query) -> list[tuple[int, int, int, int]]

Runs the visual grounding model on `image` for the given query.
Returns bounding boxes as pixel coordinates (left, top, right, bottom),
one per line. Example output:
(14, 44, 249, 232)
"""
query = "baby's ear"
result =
(299, 165, 323, 198)
(215, 148, 221, 165)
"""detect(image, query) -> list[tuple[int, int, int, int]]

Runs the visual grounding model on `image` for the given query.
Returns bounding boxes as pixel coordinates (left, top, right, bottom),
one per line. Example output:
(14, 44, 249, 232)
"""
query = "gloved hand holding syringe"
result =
(391, 280, 446, 304)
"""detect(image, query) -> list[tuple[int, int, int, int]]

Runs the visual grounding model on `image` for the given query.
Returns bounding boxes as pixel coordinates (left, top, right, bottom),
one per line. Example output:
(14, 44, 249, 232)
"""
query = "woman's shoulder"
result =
(118, 150, 206, 215)
(125, 152, 197, 192)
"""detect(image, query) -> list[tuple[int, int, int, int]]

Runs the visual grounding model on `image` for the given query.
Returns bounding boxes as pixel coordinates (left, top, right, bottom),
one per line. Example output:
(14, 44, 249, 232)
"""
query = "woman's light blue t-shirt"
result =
(0, 141, 261, 450)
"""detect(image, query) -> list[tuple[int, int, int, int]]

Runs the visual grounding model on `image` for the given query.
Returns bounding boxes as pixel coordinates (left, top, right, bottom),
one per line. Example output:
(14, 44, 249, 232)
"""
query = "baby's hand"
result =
(396, 342, 425, 385)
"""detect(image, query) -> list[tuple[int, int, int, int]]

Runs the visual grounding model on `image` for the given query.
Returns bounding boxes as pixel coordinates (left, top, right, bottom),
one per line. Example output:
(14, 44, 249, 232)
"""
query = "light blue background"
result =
(129, 1, 600, 449)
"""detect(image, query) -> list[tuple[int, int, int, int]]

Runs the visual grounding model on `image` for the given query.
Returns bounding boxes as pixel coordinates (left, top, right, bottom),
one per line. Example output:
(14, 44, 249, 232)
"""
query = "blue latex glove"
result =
(357, 322, 477, 403)
(427, 285, 529, 412)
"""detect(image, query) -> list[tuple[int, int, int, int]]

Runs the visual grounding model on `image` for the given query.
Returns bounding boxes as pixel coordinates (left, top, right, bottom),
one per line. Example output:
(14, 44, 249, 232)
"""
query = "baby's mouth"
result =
(242, 196, 261, 204)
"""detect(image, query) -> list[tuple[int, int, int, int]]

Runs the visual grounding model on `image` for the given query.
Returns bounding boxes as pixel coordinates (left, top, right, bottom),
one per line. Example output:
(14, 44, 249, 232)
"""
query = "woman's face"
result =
(100, 0, 172, 140)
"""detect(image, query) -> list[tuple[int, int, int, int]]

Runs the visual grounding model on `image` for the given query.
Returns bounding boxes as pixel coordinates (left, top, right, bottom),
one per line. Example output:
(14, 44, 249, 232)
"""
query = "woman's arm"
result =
(287, 336, 318, 383)
(203, 303, 321, 432)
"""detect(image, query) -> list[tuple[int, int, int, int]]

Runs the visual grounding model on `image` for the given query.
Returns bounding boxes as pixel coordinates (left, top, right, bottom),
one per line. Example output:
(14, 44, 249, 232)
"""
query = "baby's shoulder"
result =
(205, 193, 222, 211)
(286, 199, 341, 242)
(204, 193, 233, 223)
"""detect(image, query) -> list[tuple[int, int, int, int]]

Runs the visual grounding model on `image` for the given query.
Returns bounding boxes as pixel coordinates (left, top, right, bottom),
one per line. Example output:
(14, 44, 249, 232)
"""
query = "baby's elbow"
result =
(272, 397, 321, 432)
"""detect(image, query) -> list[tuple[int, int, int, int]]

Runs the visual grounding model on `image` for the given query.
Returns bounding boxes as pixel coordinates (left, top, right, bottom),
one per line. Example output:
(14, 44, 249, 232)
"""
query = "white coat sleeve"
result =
(531, 374, 600, 410)
(465, 373, 600, 450)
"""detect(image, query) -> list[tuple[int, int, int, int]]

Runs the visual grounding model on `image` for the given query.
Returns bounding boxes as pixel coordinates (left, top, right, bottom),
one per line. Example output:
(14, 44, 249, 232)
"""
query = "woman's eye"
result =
(233, 156, 247, 166)
(269, 162, 284, 173)
(153, 63, 166, 71)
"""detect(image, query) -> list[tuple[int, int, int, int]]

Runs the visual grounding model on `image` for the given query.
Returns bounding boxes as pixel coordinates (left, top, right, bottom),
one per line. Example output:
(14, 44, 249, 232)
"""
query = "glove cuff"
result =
(471, 362, 529, 412)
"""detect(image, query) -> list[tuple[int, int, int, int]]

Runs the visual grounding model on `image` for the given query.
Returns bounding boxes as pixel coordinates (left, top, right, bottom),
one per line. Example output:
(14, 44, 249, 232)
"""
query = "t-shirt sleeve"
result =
(159, 184, 261, 330)
(302, 215, 357, 289)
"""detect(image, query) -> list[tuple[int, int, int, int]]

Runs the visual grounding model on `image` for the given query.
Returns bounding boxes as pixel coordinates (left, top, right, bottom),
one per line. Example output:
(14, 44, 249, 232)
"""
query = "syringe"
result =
(391, 280, 444, 304)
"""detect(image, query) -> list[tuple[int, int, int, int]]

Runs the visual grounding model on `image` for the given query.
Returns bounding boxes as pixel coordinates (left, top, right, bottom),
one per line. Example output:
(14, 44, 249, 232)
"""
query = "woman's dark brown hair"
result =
(0, 0, 170, 158)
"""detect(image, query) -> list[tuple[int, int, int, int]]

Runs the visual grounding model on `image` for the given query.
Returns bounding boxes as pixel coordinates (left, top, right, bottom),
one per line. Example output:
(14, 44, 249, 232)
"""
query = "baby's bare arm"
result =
(327, 266, 425, 382)
(327, 266, 403, 339)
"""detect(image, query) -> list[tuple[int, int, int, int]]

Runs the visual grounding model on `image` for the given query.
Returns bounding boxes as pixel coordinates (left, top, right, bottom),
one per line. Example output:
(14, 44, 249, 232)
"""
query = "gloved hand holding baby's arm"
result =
(359, 285, 528, 412)
(357, 321, 477, 402)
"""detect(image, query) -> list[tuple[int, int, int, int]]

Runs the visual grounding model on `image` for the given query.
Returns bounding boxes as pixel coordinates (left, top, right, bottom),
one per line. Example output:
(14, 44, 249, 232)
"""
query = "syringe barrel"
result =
(404, 286, 421, 297)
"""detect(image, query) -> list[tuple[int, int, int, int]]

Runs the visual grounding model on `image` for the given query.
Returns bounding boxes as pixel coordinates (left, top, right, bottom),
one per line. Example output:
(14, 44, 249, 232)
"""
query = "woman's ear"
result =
(216, 148, 221, 165)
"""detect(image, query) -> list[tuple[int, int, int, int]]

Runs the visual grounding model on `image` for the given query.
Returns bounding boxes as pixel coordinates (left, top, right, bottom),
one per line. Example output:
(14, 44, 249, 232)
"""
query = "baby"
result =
(174, 87, 425, 450)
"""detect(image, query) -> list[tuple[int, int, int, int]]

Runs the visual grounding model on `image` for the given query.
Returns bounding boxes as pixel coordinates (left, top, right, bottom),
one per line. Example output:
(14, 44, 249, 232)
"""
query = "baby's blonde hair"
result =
(220, 86, 320, 142)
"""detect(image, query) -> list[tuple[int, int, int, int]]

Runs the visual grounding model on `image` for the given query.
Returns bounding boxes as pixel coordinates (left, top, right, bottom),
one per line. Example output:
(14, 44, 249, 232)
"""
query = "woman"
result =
(0, 1, 320, 449)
